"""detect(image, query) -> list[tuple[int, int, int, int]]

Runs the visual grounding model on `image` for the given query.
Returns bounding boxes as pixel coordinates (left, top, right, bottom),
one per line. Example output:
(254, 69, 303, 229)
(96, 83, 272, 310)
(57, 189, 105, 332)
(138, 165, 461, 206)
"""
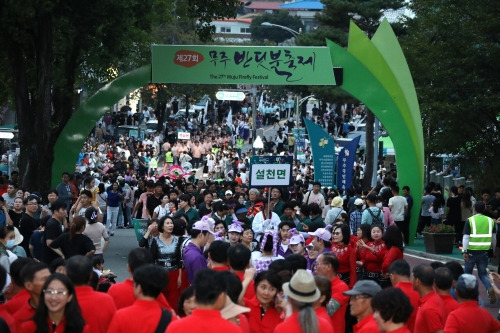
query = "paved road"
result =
(102, 228, 137, 282)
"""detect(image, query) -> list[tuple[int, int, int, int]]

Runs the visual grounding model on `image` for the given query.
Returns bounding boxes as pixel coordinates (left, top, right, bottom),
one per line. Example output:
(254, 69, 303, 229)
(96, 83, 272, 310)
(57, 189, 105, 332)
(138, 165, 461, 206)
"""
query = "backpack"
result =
(367, 207, 383, 226)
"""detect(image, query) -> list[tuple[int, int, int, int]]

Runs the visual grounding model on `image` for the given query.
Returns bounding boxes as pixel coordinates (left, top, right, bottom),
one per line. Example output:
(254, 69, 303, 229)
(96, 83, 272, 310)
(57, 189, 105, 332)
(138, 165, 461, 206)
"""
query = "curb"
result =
(405, 249, 497, 271)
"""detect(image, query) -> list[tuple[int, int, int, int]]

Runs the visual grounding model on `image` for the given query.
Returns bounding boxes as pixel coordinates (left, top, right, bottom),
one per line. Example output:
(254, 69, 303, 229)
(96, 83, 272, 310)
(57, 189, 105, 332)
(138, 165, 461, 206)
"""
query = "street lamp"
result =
(261, 22, 301, 38)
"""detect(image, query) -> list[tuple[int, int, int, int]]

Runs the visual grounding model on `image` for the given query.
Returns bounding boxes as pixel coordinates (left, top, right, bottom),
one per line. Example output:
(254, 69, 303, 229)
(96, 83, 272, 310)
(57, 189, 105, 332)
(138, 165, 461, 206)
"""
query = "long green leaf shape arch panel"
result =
(51, 65, 152, 185)
(326, 21, 424, 243)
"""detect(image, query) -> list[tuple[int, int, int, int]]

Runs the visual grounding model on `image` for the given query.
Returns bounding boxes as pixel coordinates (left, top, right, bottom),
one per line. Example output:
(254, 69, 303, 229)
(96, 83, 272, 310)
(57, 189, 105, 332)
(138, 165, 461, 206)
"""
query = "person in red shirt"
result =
(343, 280, 382, 333)
(4, 257, 31, 315)
(66, 255, 116, 333)
(388, 260, 420, 332)
(207, 240, 230, 271)
(434, 267, 458, 319)
(314, 252, 350, 333)
(107, 248, 173, 311)
(331, 224, 357, 288)
(167, 269, 243, 333)
(228, 244, 255, 303)
(108, 264, 177, 332)
(445, 274, 500, 333)
(313, 276, 335, 332)
(21, 273, 90, 333)
(275, 269, 333, 333)
(0, 265, 16, 331)
(357, 224, 387, 284)
(245, 270, 283, 333)
(412, 264, 446, 333)
(372, 287, 413, 333)
(13, 262, 51, 331)
(381, 225, 404, 288)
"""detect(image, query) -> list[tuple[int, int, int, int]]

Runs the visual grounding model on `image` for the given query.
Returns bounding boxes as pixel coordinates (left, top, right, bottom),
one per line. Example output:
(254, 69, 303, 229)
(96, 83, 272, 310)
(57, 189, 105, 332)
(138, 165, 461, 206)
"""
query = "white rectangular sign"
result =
(178, 132, 191, 140)
(249, 163, 292, 187)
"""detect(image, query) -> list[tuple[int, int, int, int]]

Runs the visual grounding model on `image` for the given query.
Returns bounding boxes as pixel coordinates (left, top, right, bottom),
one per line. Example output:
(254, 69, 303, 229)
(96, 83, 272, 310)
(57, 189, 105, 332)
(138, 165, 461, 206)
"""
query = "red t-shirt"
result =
(234, 271, 255, 303)
(274, 311, 333, 333)
(395, 281, 420, 332)
(212, 266, 230, 271)
(381, 246, 403, 274)
(13, 300, 36, 332)
(331, 276, 350, 333)
(167, 308, 242, 333)
(22, 318, 90, 333)
(107, 278, 172, 310)
(330, 243, 357, 287)
(438, 293, 458, 319)
(0, 304, 16, 333)
(245, 296, 282, 333)
(108, 299, 177, 333)
(75, 285, 116, 333)
(444, 300, 500, 333)
(315, 307, 334, 332)
(5, 289, 30, 315)
(414, 291, 445, 333)
(353, 313, 380, 333)
(385, 327, 411, 333)
(361, 240, 387, 273)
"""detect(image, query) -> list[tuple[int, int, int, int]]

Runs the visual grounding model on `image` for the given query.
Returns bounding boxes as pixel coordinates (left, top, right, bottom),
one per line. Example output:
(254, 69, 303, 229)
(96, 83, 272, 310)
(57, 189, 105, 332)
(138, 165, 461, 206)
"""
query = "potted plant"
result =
(422, 223, 455, 254)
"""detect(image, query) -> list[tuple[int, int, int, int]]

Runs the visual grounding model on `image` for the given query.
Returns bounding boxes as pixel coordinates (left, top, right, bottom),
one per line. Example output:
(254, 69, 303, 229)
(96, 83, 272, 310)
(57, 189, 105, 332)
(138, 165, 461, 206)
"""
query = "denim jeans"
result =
(106, 206, 119, 234)
(464, 251, 491, 290)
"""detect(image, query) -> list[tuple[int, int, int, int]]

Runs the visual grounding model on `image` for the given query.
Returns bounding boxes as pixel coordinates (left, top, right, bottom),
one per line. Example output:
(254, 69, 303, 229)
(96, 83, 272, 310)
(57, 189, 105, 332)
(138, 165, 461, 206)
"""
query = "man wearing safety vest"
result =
(462, 201, 497, 304)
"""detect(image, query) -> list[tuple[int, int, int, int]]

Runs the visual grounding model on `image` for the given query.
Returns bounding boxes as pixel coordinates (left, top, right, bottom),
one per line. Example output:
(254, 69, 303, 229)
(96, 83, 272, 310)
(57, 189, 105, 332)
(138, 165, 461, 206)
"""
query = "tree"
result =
(0, 0, 241, 193)
(298, 0, 405, 187)
(250, 11, 304, 44)
(401, 0, 500, 185)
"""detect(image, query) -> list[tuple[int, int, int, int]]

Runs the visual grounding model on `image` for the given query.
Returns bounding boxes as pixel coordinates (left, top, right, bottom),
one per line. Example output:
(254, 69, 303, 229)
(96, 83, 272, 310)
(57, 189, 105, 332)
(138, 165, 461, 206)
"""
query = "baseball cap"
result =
(225, 190, 233, 196)
(308, 225, 332, 242)
(455, 274, 478, 295)
(228, 220, 244, 233)
(354, 198, 364, 206)
(343, 280, 381, 297)
(288, 228, 305, 245)
(192, 220, 215, 234)
(235, 207, 248, 215)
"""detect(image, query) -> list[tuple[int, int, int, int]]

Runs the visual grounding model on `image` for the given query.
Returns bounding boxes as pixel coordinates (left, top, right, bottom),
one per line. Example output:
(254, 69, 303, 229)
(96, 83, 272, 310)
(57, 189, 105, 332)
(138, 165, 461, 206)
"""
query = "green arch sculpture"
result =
(326, 20, 424, 241)
(52, 20, 424, 242)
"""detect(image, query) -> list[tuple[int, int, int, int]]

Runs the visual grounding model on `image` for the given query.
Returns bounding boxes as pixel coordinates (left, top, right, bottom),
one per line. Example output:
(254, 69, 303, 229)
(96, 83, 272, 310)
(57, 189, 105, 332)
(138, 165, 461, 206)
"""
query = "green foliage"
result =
(300, 0, 405, 47)
(250, 11, 304, 44)
(183, 0, 243, 42)
(296, 0, 405, 110)
(401, 0, 500, 184)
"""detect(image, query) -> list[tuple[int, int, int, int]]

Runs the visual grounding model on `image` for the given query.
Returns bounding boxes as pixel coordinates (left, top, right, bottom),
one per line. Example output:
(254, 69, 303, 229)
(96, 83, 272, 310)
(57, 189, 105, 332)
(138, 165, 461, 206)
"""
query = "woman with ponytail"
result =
(50, 216, 95, 259)
(275, 269, 333, 333)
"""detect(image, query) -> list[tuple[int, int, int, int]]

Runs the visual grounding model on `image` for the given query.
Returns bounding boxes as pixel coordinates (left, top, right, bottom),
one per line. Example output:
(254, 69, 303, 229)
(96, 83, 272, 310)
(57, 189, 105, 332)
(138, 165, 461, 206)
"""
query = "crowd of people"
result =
(0, 98, 500, 332)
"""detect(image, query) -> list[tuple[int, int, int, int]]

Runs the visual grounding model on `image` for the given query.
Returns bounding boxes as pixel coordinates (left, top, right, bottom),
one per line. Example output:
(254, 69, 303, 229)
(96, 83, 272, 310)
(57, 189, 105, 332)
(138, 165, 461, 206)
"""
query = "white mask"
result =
(376, 203, 383, 208)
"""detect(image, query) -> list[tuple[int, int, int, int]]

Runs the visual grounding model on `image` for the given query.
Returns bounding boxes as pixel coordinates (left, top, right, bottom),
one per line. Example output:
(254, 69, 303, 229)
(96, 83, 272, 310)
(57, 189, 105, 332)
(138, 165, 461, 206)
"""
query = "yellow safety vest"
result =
(468, 214, 494, 250)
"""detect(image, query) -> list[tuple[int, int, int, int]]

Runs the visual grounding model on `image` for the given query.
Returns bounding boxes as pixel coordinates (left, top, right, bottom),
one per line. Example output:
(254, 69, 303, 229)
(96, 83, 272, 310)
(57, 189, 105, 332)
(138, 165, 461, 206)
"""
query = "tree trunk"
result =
(363, 109, 374, 188)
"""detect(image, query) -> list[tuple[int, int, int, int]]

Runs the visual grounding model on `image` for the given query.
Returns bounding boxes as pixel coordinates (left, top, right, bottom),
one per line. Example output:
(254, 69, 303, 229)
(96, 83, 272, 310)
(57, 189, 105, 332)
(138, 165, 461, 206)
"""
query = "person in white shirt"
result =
(252, 199, 281, 236)
(302, 182, 326, 210)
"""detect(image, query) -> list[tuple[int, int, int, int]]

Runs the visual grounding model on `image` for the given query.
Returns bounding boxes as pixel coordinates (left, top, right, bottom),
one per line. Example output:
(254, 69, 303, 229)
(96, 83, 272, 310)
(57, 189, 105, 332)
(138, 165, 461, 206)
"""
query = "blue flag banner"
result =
(337, 135, 361, 190)
(292, 128, 306, 162)
(303, 118, 336, 188)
